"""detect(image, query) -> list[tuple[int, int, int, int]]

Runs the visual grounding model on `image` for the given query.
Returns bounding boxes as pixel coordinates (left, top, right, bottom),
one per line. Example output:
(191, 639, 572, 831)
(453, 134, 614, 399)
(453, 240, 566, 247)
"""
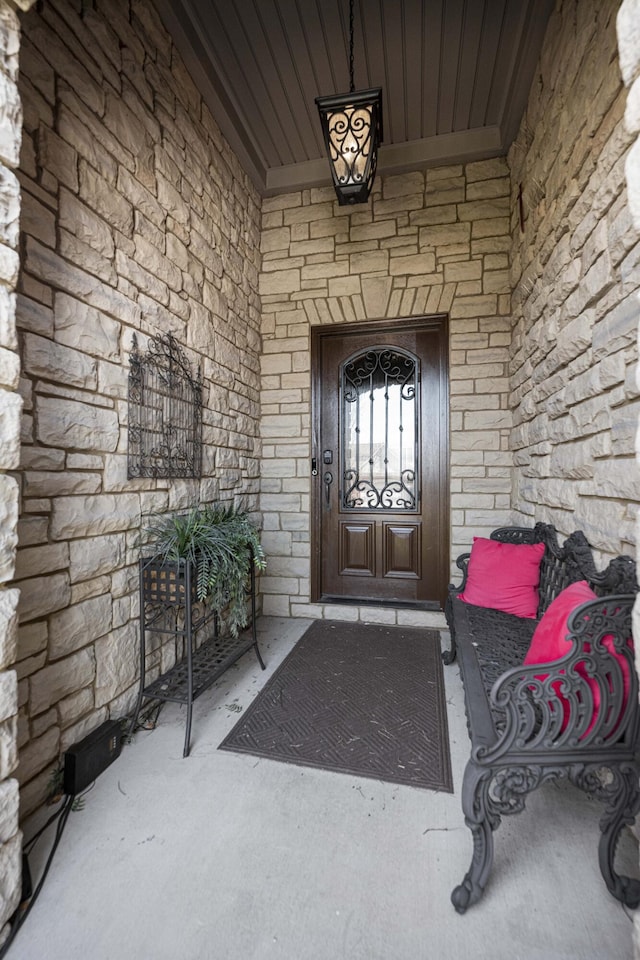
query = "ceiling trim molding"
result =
(499, 0, 556, 149)
(264, 126, 505, 196)
(154, 0, 268, 193)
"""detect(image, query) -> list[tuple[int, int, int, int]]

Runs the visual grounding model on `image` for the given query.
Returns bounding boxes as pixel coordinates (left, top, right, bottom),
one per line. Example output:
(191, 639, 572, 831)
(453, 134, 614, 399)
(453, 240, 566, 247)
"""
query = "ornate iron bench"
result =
(443, 523, 640, 913)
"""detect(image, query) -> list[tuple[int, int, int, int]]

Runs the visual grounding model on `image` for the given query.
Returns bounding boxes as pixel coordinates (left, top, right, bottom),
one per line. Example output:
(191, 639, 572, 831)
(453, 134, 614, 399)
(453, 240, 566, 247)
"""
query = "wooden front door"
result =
(311, 316, 449, 609)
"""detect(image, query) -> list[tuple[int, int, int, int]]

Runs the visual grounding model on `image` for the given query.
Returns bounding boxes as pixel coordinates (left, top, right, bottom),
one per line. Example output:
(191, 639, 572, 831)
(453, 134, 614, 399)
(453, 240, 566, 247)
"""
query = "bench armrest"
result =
(474, 595, 638, 764)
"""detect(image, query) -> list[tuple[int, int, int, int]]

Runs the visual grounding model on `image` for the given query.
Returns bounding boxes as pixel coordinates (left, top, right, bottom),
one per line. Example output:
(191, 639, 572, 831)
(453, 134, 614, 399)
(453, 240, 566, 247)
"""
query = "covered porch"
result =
(0, 0, 640, 956)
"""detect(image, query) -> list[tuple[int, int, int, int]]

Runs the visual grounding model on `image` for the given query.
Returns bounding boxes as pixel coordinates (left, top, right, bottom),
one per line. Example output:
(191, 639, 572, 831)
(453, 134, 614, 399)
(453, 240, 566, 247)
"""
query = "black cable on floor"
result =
(23, 800, 67, 855)
(0, 795, 73, 959)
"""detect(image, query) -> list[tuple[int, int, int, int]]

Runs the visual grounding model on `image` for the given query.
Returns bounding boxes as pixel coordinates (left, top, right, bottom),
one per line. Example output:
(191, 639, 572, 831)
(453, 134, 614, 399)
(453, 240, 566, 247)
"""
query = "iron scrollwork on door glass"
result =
(128, 332, 203, 478)
(341, 348, 418, 510)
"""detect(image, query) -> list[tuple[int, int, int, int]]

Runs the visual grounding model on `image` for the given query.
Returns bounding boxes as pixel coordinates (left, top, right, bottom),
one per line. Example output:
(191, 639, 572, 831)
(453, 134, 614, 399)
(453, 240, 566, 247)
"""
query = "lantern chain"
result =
(349, 0, 355, 93)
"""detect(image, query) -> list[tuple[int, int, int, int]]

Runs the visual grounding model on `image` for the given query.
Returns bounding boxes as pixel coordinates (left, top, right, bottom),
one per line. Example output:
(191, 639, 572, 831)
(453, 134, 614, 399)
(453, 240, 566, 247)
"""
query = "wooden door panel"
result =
(383, 522, 421, 579)
(339, 521, 375, 576)
(311, 316, 449, 610)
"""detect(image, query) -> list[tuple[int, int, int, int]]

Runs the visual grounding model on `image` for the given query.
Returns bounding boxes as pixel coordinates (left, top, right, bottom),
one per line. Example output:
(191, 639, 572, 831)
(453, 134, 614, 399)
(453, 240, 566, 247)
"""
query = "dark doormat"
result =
(219, 620, 453, 792)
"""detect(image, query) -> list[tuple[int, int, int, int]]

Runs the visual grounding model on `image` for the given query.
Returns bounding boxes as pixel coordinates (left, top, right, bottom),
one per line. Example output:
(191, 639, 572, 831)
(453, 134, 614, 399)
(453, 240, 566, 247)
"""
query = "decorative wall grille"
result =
(128, 332, 203, 479)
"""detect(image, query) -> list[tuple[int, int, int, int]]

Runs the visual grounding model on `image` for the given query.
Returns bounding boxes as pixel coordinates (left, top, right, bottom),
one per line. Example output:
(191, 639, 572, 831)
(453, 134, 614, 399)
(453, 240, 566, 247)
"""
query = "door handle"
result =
(323, 471, 333, 505)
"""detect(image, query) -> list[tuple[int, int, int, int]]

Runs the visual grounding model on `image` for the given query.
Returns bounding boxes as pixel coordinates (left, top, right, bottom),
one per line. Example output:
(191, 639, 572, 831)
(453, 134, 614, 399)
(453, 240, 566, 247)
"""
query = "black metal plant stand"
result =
(128, 555, 265, 757)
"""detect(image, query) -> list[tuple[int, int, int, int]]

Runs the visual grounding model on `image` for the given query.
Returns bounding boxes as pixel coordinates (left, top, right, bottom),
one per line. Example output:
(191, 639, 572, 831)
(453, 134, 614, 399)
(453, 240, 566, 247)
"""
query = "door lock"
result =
(323, 449, 333, 465)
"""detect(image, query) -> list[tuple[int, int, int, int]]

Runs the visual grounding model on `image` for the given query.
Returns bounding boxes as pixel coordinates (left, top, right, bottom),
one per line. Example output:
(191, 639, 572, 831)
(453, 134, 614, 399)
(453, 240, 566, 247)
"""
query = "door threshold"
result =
(319, 595, 442, 612)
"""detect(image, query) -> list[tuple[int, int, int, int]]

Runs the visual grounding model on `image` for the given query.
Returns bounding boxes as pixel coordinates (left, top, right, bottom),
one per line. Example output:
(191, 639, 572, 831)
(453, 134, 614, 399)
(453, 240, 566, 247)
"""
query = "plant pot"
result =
(141, 557, 191, 605)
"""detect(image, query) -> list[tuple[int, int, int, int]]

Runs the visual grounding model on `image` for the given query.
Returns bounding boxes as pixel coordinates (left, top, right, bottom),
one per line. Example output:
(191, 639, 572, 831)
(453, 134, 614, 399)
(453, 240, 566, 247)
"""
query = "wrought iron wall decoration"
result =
(128, 332, 203, 479)
(341, 348, 418, 510)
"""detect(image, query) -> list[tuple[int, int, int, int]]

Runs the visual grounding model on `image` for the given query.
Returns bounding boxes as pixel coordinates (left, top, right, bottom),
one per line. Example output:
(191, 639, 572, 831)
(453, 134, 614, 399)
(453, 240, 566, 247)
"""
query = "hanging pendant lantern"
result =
(315, 0, 383, 205)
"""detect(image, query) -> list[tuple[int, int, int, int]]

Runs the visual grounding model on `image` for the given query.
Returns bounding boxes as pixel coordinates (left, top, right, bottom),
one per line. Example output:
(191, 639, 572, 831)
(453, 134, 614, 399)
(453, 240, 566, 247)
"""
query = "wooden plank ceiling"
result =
(153, 0, 555, 196)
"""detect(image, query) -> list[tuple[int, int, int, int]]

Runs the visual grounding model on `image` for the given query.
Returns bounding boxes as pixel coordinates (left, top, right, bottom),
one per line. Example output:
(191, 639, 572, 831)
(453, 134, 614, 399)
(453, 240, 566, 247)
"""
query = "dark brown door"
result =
(311, 316, 449, 609)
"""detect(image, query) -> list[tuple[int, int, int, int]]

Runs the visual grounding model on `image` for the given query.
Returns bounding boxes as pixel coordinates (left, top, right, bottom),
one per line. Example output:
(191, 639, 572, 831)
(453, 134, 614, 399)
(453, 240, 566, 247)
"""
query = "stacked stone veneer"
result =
(259, 163, 514, 626)
(508, 0, 640, 558)
(616, 1, 640, 955)
(0, 0, 32, 939)
(13, 0, 262, 817)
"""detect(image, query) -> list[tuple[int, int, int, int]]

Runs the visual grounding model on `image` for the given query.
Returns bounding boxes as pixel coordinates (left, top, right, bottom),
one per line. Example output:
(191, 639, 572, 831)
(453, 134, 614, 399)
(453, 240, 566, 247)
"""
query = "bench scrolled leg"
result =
(441, 642, 457, 666)
(573, 762, 640, 908)
(453, 762, 547, 912)
(442, 594, 457, 664)
(452, 764, 499, 914)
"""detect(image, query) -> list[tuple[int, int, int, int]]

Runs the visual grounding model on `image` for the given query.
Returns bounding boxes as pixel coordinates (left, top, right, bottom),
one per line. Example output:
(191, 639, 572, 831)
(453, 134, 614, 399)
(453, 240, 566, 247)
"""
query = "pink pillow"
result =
(524, 580, 632, 736)
(458, 537, 545, 618)
(524, 580, 597, 663)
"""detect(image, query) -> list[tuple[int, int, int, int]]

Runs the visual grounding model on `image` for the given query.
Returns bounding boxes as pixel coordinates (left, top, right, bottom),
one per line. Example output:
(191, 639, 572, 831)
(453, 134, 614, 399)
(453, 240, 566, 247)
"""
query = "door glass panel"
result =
(342, 348, 418, 510)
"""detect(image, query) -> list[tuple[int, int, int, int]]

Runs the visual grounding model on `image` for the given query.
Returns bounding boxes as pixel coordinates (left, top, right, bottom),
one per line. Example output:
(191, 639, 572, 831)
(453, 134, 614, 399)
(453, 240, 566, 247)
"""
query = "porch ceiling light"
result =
(315, 0, 382, 205)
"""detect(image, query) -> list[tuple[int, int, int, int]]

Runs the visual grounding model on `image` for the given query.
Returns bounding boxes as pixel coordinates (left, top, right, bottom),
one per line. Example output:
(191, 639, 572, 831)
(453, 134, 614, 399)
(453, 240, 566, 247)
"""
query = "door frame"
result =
(310, 315, 450, 608)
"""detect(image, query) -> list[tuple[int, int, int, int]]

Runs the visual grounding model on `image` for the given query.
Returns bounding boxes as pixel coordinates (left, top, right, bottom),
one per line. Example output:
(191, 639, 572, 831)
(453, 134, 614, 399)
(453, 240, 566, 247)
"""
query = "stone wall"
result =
(258, 164, 513, 626)
(616, 0, 640, 951)
(0, 0, 32, 940)
(509, 0, 640, 558)
(13, 0, 262, 817)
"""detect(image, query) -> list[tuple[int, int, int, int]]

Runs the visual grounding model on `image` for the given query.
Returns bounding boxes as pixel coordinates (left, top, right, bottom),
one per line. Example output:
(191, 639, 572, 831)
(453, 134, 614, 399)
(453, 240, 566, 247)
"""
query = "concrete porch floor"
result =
(9, 616, 638, 960)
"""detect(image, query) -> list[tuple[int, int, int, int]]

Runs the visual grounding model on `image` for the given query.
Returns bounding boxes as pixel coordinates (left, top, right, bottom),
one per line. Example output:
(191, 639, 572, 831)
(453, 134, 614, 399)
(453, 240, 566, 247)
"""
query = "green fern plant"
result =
(142, 504, 266, 636)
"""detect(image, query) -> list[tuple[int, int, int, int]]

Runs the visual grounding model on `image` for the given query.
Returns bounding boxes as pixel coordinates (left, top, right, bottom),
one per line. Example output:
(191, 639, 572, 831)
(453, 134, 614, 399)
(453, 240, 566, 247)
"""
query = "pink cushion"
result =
(524, 580, 598, 664)
(524, 580, 632, 736)
(458, 537, 545, 618)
